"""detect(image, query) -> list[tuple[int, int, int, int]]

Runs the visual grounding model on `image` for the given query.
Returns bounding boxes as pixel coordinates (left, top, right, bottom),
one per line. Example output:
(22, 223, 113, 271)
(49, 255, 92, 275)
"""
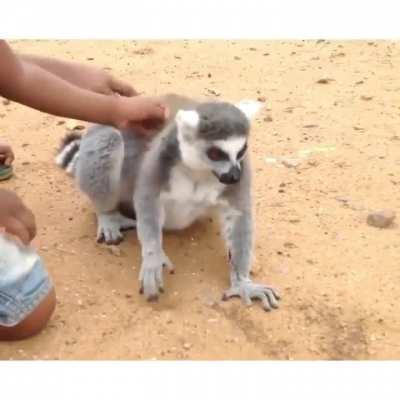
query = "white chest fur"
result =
(160, 166, 226, 230)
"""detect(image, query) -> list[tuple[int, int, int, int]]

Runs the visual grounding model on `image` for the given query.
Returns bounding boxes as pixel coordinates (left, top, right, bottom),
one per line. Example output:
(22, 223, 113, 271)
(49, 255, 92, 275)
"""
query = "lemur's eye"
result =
(237, 143, 248, 160)
(207, 147, 228, 162)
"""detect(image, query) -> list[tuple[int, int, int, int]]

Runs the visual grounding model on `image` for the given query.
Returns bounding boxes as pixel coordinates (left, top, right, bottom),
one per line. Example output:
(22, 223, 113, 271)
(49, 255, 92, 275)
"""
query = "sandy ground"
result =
(0, 40, 399, 360)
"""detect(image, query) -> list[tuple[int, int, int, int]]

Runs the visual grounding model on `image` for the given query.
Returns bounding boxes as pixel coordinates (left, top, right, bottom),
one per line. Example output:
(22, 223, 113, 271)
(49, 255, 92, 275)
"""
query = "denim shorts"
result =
(0, 236, 53, 327)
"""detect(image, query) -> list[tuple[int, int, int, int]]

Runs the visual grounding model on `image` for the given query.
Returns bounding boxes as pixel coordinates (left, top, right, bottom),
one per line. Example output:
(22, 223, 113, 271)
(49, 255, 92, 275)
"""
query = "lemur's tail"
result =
(55, 131, 82, 176)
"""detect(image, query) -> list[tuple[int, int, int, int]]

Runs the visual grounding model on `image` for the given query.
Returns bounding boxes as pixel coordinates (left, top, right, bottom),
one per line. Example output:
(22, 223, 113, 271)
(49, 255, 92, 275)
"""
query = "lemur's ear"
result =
(176, 110, 200, 139)
(235, 100, 264, 121)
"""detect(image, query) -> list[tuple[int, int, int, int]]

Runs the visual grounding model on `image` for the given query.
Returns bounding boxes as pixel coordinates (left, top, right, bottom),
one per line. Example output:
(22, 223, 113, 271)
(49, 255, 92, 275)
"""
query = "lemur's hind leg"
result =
(76, 126, 136, 245)
(96, 212, 136, 244)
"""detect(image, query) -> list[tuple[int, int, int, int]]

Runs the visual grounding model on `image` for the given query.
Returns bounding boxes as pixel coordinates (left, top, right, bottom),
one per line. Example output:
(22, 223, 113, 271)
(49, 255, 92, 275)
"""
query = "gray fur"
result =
(220, 157, 280, 310)
(197, 102, 250, 141)
(56, 94, 280, 310)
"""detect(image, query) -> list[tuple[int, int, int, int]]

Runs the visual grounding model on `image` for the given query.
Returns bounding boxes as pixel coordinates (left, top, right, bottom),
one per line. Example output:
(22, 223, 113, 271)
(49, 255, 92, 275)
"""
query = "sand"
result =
(0, 40, 399, 360)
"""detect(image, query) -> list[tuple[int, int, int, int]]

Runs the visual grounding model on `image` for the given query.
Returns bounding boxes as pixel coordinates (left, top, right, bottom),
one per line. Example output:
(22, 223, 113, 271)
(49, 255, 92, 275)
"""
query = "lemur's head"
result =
(175, 100, 262, 184)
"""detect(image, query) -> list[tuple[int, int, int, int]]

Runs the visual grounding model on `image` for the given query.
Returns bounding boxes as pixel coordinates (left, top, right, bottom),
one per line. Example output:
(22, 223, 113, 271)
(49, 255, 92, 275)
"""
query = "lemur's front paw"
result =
(222, 280, 280, 311)
(139, 252, 174, 302)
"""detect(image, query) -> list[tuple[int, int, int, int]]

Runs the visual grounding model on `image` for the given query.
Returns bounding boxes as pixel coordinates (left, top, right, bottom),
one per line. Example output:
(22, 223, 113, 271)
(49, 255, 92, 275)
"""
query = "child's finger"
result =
(111, 78, 137, 97)
(130, 124, 156, 137)
(5, 155, 14, 166)
(0, 146, 14, 166)
(141, 118, 165, 131)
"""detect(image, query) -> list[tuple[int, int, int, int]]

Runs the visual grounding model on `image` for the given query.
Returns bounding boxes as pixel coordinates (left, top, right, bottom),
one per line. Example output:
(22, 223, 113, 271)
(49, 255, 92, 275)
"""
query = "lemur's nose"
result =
(219, 166, 241, 184)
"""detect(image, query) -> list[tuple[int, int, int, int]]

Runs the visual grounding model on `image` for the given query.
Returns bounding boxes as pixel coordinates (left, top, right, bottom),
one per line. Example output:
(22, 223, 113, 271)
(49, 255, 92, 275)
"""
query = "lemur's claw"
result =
(139, 252, 173, 300)
(223, 281, 280, 311)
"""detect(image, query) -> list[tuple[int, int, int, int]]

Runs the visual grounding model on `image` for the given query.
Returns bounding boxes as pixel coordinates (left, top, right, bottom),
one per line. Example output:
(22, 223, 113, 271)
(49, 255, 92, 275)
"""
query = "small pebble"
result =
(280, 157, 301, 168)
(183, 342, 192, 350)
(367, 209, 396, 228)
(307, 159, 319, 167)
(334, 196, 350, 204)
(108, 245, 122, 256)
(316, 78, 333, 84)
(265, 157, 278, 164)
(205, 88, 221, 97)
(360, 95, 373, 101)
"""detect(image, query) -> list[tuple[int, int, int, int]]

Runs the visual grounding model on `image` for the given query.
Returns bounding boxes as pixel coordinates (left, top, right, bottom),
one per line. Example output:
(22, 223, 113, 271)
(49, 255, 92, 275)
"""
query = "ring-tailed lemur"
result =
(56, 94, 280, 311)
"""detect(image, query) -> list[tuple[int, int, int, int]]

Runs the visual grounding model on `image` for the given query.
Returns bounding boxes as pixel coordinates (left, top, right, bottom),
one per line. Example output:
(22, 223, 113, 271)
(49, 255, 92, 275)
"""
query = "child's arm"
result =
(0, 41, 167, 131)
(20, 54, 136, 96)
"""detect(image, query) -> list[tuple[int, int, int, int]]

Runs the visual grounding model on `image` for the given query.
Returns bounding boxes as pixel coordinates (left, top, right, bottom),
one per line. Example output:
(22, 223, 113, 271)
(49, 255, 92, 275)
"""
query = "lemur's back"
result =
(79, 93, 200, 185)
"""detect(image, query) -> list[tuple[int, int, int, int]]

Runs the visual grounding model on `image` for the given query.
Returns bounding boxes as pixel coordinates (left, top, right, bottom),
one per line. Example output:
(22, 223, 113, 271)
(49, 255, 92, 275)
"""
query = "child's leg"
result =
(0, 288, 55, 340)
(0, 238, 56, 341)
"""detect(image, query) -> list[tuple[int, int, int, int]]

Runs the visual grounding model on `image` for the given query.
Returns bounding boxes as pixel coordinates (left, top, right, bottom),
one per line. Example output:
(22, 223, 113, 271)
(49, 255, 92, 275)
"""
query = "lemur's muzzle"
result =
(218, 165, 241, 185)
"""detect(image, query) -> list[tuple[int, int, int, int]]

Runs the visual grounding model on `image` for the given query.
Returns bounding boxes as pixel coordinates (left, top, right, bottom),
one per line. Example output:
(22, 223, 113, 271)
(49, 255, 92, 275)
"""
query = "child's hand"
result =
(113, 95, 169, 134)
(78, 65, 137, 97)
(0, 189, 36, 245)
(0, 143, 14, 166)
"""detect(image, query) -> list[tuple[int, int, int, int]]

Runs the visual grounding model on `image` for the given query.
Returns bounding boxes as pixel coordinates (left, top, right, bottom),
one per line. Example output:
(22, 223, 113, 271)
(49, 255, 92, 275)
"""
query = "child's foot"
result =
(0, 165, 13, 181)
